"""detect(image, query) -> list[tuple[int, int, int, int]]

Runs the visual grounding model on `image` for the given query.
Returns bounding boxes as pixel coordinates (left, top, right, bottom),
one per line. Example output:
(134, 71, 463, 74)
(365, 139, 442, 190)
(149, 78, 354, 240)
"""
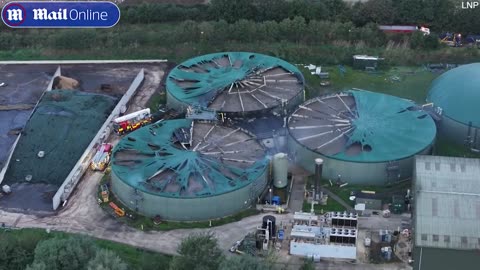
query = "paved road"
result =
(0, 171, 291, 255)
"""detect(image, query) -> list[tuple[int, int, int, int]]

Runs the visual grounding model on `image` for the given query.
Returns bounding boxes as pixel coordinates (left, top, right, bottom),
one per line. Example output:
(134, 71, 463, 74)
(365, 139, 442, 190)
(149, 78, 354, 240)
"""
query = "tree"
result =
(208, 0, 256, 23)
(29, 237, 96, 270)
(169, 232, 224, 270)
(87, 249, 128, 270)
(0, 235, 30, 270)
(358, 0, 395, 25)
(25, 262, 47, 270)
(219, 254, 275, 270)
(299, 258, 315, 270)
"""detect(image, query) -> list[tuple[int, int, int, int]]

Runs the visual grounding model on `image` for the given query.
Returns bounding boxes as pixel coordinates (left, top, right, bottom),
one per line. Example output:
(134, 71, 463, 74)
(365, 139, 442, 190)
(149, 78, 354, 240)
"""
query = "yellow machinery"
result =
(109, 202, 125, 217)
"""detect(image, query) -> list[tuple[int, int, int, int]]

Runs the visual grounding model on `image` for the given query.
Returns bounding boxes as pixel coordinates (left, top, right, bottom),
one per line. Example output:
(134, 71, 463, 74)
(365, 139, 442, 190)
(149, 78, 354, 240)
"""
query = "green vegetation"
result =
(303, 65, 440, 102)
(434, 137, 480, 158)
(171, 232, 277, 270)
(1, 17, 479, 65)
(170, 232, 224, 270)
(118, 0, 479, 35)
(302, 199, 346, 213)
(147, 92, 167, 113)
(0, 229, 171, 270)
(328, 181, 411, 206)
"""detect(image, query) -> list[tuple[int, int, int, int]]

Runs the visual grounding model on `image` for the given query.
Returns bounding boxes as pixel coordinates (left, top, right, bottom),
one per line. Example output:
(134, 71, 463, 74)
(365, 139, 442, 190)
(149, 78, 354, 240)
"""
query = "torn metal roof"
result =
(414, 155, 480, 250)
(288, 90, 437, 162)
(166, 52, 304, 113)
(111, 119, 269, 198)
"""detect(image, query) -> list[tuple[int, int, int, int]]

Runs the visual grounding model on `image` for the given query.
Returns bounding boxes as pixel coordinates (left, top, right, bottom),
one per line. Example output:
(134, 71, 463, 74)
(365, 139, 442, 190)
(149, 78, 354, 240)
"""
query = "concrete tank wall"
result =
(110, 165, 268, 221)
(288, 134, 433, 185)
(167, 88, 304, 118)
(438, 115, 480, 150)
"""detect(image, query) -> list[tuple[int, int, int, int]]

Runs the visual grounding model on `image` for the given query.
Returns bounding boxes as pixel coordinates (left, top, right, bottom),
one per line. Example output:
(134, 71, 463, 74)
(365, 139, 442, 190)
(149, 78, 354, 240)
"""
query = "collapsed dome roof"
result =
(427, 63, 480, 127)
(288, 90, 436, 162)
(166, 52, 304, 113)
(111, 119, 268, 198)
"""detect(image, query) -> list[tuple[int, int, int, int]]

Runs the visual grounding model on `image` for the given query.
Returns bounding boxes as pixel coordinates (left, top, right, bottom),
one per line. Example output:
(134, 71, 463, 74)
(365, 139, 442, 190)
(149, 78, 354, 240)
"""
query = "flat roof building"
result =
(413, 155, 480, 270)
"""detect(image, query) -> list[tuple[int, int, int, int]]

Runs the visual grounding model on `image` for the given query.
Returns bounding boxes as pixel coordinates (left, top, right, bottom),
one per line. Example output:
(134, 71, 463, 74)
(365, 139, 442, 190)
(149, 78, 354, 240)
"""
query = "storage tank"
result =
(166, 52, 305, 117)
(110, 119, 269, 221)
(262, 215, 276, 239)
(288, 90, 437, 185)
(272, 153, 288, 188)
(426, 63, 480, 149)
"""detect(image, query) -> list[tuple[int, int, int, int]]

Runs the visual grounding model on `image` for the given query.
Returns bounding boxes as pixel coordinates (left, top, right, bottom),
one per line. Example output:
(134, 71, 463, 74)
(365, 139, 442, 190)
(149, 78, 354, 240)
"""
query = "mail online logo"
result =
(2, 1, 120, 28)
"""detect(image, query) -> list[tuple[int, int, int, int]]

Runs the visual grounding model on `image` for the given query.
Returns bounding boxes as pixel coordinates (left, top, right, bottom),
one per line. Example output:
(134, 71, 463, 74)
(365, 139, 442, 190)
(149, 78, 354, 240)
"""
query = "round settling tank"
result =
(110, 119, 269, 221)
(426, 63, 480, 149)
(273, 153, 288, 188)
(166, 52, 305, 117)
(287, 90, 437, 185)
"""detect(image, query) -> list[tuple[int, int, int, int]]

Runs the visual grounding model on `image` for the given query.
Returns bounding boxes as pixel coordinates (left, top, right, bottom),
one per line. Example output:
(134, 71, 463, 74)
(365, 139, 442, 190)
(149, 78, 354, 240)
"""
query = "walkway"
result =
(322, 187, 355, 212)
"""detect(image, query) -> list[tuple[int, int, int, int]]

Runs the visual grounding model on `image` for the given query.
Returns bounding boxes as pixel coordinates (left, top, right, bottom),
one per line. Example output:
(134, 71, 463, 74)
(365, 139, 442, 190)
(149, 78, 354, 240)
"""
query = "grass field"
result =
(302, 65, 440, 103)
(302, 199, 346, 214)
(328, 181, 412, 206)
(0, 228, 172, 270)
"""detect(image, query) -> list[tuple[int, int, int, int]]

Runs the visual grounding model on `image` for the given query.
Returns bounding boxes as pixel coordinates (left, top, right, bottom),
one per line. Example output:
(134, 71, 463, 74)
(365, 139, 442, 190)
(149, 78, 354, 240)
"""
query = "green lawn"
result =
(434, 137, 480, 158)
(0, 228, 172, 270)
(302, 65, 439, 103)
(327, 181, 411, 206)
(302, 199, 346, 214)
(147, 92, 167, 113)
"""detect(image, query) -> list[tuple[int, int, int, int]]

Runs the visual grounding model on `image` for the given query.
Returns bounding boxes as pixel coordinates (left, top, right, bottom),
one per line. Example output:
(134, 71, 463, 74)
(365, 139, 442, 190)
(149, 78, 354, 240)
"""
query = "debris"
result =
(53, 75, 79, 90)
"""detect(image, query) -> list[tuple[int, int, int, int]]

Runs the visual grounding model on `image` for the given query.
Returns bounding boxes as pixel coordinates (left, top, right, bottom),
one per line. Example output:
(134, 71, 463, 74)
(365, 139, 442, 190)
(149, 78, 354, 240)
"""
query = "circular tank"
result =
(272, 153, 288, 188)
(288, 90, 437, 185)
(426, 63, 480, 148)
(166, 52, 305, 117)
(110, 119, 268, 221)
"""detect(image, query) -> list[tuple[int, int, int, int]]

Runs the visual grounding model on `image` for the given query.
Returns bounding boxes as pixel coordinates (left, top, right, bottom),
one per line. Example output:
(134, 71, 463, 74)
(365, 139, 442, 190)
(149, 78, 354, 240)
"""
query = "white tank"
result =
(273, 153, 288, 188)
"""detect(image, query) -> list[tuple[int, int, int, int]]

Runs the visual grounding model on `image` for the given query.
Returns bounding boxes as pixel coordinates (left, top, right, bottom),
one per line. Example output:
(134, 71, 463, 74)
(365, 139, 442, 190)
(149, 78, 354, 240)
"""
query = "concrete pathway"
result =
(322, 187, 355, 212)
(289, 175, 305, 212)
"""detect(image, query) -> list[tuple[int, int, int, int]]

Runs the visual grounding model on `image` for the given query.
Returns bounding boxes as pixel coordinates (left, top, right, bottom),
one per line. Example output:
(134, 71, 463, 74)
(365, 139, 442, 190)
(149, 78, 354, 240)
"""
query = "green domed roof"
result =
(427, 63, 480, 127)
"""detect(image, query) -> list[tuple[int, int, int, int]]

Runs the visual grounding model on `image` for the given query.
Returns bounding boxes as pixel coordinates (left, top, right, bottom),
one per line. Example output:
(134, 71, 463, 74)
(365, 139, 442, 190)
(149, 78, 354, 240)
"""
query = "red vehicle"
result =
(379, 25, 430, 35)
(113, 108, 152, 135)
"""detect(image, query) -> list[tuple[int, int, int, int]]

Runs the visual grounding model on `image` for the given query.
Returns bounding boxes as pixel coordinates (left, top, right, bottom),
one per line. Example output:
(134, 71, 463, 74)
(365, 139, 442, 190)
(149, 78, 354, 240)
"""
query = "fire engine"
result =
(379, 25, 430, 35)
(113, 108, 152, 135)
(90, 143, 113, 171)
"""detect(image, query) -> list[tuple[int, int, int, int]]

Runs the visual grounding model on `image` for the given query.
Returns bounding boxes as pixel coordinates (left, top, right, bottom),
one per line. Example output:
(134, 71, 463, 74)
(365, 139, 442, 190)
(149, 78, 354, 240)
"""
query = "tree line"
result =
(0, 234, 128, 270)
(0, 18, 437, 52)
(0, 231, 314, 270)
(119, 0, 480, 34)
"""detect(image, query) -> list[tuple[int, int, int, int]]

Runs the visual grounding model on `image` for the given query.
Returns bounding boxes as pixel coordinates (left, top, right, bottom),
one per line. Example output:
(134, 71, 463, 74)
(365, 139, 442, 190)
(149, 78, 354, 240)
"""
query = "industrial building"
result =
(166, 52, 305, 117)
(110, 119, 269, 221)
(426, 63, 480, 150)
(412, 155, 480, 270)
(287, 90, 437, 185)
(289, 211, 358, 260)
